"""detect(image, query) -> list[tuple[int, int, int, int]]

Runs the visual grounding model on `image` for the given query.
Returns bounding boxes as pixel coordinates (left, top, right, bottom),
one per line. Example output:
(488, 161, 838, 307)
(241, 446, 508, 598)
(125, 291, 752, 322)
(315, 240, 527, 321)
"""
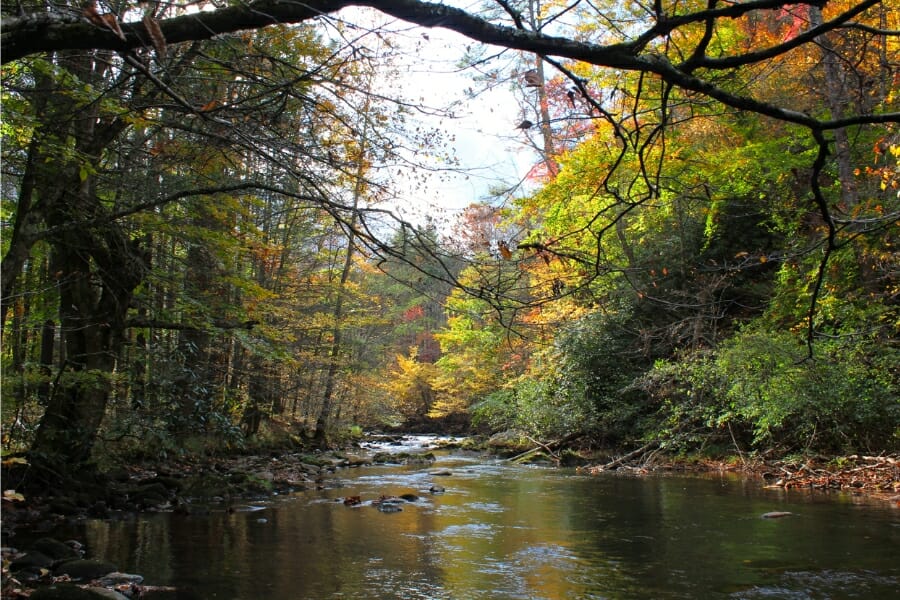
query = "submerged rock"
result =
(761, 511, 794, 519)
(138, 587, 202, 600)
(83, 588, 129, 600)
(30, 584, 114, 599)
(95, 572, 144, 587)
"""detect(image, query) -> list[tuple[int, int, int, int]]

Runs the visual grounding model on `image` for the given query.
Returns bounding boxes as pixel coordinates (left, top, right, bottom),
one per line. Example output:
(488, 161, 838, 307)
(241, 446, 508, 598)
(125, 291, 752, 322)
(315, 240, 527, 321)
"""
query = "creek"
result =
(16, 436, 900, 599)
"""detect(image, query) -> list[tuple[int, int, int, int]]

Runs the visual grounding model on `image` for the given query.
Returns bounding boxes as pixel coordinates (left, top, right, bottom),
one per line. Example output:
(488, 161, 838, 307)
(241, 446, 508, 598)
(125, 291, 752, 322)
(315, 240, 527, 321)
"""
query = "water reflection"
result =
(35, 453, 900, 599)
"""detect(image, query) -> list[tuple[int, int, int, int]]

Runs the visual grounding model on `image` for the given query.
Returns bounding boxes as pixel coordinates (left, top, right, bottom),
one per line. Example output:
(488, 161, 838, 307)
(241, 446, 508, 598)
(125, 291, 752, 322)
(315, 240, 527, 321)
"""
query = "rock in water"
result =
(761, 511, 793, 519)
(53, 558, 117, 580)
(30, 584, 114, 599)
(84, 588, 130, 600)
(96, 572, 144, 587)
(10, 550, 54, 572)
(33, 537, 80, 560)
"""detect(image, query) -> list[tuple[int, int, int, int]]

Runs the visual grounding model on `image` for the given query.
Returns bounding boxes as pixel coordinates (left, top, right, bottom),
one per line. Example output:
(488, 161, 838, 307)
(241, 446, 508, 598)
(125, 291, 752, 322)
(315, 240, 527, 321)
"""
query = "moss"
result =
(242, 474, 274, 493)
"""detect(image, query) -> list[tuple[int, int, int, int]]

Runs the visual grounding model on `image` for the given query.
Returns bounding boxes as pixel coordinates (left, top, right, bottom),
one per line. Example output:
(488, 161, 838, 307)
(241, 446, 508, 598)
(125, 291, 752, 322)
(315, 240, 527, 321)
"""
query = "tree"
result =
(0, 9, 407, 473)
(5, 0, 895, 318)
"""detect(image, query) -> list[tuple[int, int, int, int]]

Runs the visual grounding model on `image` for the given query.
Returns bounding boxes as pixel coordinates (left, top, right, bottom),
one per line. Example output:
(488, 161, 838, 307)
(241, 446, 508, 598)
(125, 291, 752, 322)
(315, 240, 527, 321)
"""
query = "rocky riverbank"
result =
(1, 436, 455, 598)
(2, 537, 179, 599)
(579, 447, 900, 504)
(479, 430, 899, 504)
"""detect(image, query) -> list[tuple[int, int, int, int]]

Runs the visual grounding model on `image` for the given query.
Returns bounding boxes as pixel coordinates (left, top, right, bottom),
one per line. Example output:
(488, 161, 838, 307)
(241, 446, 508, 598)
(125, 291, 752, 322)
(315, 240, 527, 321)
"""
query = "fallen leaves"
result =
(761, 454, 899, 496)
(2, 489, 25, 503)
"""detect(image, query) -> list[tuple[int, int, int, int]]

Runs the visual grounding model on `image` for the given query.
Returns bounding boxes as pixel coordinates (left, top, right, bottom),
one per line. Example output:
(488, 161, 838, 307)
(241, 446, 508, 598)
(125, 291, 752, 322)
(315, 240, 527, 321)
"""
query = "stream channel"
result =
(21, 435, 900, 599)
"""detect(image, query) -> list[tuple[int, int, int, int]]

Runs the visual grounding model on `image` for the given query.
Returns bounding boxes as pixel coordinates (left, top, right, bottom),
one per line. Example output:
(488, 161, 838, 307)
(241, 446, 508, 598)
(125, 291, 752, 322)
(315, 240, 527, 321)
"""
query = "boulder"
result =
(54, 559, 117, 581)
(10, 550, 54, 572)
(371, 452, 435, 465)
(33, 537, 80, 561)
(487, 430, 532, 453)
(253, 470, 275, 482)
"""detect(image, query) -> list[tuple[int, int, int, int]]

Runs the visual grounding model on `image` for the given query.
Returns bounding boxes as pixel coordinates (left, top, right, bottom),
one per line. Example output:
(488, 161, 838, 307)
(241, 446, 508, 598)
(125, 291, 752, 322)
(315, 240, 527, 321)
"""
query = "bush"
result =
(645, 328, 900, 453)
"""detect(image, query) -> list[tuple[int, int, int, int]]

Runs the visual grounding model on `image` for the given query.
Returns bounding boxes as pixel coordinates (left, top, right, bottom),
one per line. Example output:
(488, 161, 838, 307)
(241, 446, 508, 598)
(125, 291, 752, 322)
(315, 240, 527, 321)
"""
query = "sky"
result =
(341, 11, 538, 228)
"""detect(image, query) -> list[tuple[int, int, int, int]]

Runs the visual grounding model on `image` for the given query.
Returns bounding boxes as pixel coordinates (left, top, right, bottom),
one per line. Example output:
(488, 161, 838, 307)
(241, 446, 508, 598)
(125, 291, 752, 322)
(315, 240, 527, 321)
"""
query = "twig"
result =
(506, 431, 584, 463)
(593, 440, 660, 471)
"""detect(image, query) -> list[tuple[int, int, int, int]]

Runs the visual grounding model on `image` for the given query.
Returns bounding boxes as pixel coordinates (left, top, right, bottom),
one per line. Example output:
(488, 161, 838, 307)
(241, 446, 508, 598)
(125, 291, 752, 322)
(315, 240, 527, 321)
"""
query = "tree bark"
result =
(26, 51, 148, 475)
(1, 93, 50, 335)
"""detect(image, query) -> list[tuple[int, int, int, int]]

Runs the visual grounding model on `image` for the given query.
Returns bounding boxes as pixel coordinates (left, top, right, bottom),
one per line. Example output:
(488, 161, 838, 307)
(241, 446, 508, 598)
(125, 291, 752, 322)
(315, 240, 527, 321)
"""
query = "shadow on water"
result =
(12, 439, 900, 599)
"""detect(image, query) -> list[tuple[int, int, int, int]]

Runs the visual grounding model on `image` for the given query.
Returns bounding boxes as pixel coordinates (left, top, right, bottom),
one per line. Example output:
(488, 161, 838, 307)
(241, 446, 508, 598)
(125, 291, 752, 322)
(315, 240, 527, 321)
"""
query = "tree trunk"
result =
(313, 222, 357, 444)
(26, 51, 146, 477)
(32, 228, 144, 469)
(1, 124, 47, 335)
(313, 87, 374, 443)
(37, 320, 55, 404)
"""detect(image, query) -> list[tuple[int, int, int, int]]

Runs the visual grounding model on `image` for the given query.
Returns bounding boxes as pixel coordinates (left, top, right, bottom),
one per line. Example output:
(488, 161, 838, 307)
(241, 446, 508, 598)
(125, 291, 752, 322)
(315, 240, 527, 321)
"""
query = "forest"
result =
(1, 0, 898, 489)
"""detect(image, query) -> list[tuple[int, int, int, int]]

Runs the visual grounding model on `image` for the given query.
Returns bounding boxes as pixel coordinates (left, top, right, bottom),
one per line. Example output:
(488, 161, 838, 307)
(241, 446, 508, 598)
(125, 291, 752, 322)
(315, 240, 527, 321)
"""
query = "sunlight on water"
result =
(21, 439, 900, 599)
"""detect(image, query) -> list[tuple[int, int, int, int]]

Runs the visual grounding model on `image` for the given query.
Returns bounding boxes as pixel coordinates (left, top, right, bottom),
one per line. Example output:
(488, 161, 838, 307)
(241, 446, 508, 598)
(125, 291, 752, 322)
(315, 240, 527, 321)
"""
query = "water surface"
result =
(20, 441, 900, 599)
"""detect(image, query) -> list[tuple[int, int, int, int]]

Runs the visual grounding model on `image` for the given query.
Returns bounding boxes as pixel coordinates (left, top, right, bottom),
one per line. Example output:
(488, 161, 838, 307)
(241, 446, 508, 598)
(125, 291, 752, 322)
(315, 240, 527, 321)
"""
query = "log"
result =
(592, 440, 660, 472)
(506, 431, 584, 463)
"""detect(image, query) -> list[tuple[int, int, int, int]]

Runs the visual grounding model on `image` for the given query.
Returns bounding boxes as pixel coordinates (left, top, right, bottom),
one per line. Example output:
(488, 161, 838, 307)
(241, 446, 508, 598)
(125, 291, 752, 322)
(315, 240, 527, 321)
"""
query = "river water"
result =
(21, 436, 900, 599)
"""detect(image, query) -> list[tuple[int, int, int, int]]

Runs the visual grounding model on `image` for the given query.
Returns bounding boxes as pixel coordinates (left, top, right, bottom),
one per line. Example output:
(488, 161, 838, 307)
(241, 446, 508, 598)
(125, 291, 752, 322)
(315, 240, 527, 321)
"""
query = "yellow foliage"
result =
(383, 347, 439, 418)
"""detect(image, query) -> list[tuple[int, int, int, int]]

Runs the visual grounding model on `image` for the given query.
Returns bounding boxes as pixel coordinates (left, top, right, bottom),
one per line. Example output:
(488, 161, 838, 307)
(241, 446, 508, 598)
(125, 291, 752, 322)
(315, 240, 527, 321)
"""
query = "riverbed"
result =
(13, 436, 900, 599)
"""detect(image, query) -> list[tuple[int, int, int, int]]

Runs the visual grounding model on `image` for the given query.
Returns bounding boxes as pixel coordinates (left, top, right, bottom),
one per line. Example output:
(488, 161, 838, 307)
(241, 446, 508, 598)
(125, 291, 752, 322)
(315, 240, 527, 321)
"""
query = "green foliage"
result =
(471, 306, 652, 442)
(509, 376, 592, 440)
(471, 388, 518, 432)
(646, 328, 900, 453)
(552, 307, 654, 441)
